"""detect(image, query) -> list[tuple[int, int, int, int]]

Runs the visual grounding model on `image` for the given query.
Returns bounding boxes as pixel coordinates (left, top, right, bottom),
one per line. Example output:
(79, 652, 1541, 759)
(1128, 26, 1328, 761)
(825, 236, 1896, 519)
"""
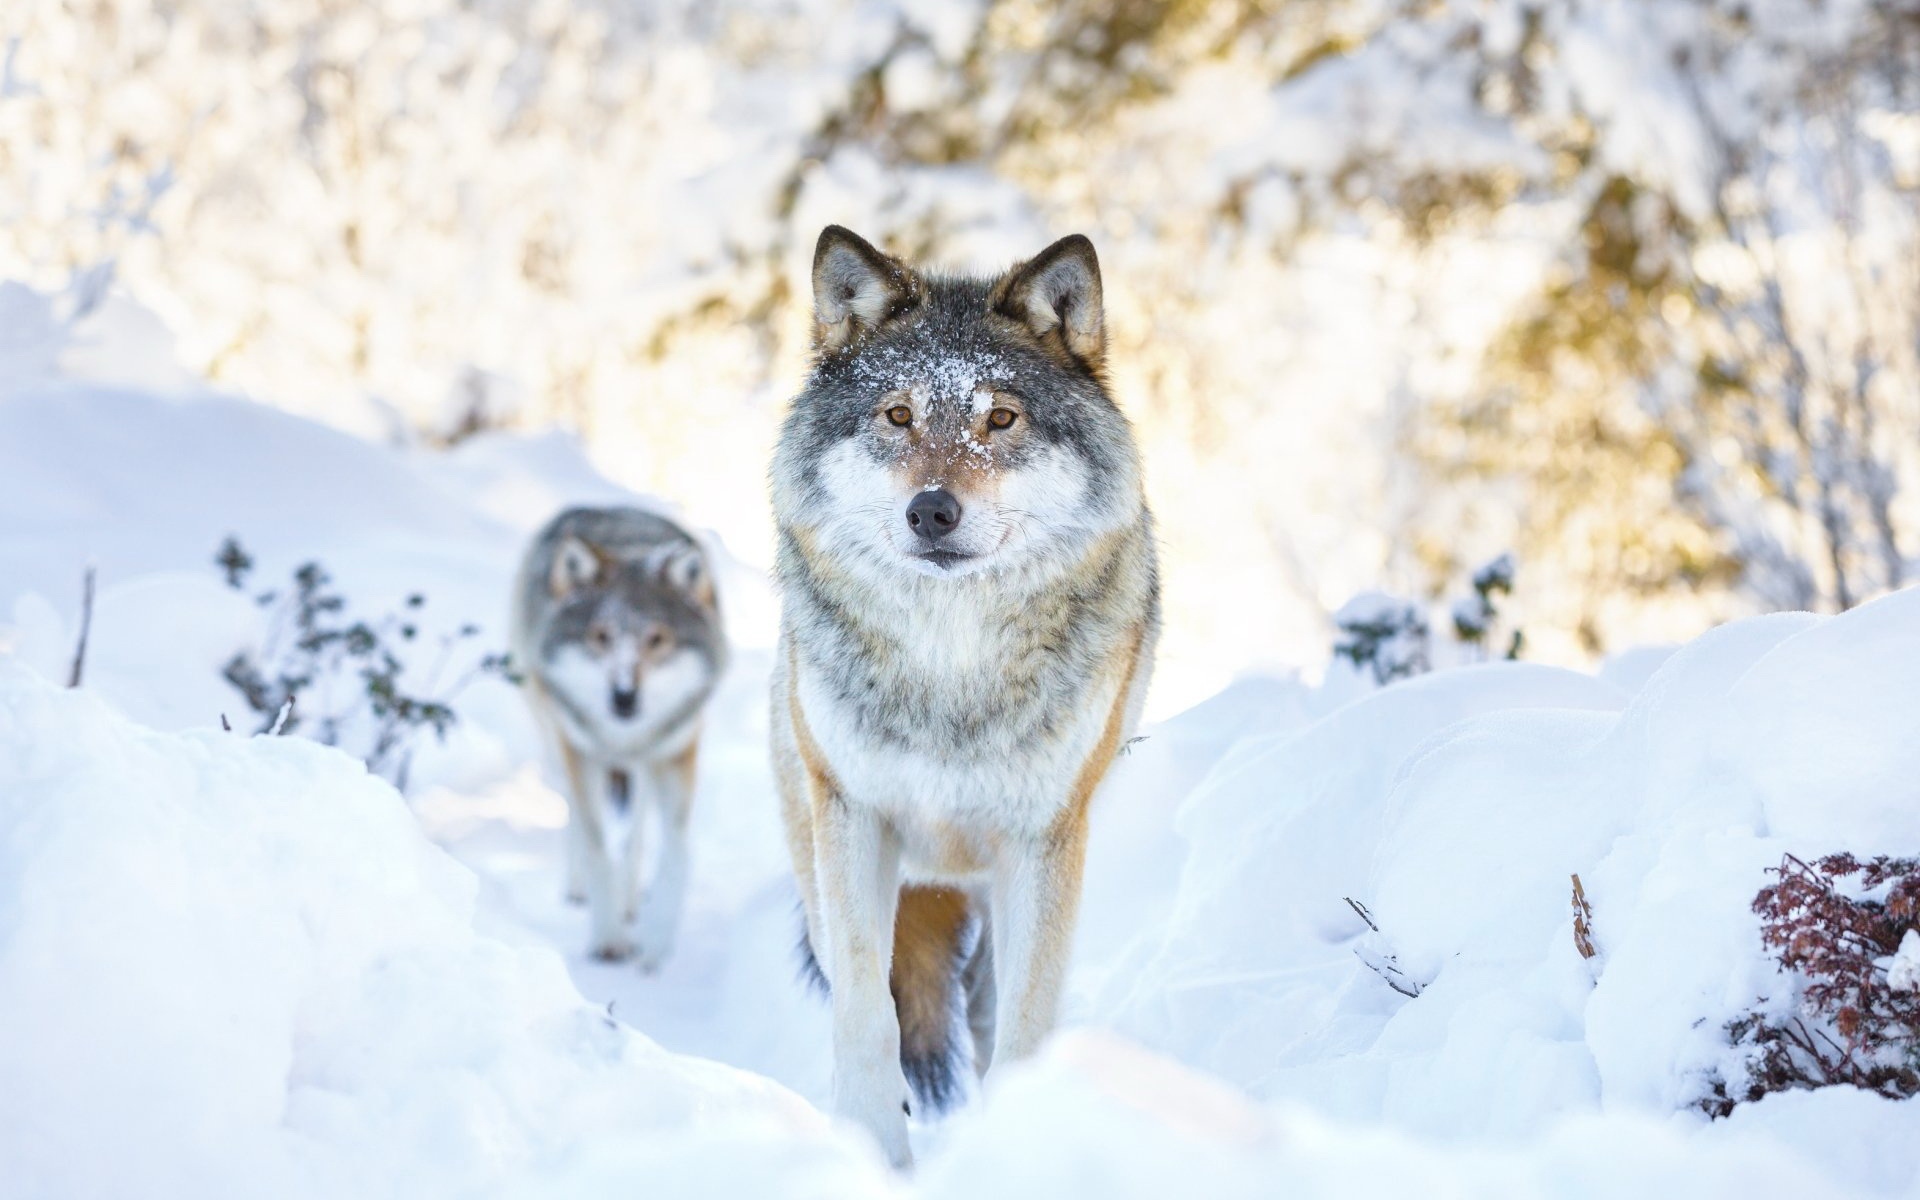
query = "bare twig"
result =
(1344, 896, 1422, 997)
(66, 565, 96, 688)
(1354, 946, 1424, 998)
(1571, 874, 1597, 960)
(1343, 896, 1381, 932)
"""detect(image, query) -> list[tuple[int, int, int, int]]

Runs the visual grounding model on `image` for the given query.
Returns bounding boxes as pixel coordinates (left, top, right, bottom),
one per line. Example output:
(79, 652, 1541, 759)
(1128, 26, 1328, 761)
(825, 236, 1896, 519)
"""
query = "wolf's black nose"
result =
(611, 687, 638, 719)
(906, 489, 962, 540)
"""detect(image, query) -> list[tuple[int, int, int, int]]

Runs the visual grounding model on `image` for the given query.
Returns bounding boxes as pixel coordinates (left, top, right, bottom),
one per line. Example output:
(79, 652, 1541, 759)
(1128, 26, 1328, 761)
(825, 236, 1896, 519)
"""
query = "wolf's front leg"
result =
(814, 796, 911, 1167)
(989, 812, 1091, 1065)
(631, 749, 695, 973)
(561, 746, 632, 961)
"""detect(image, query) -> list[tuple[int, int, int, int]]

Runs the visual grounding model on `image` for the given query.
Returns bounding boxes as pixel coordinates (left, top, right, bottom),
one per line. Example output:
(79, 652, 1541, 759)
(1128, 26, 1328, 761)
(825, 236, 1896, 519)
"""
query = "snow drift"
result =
(0, 667, 860, 1200)
(1089, 591, 1920, 1194)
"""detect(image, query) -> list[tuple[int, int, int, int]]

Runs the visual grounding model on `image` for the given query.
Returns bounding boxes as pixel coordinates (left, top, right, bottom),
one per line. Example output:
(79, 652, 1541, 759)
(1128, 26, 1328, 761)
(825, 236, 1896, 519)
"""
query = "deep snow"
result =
(2, 284, 1918, 1196)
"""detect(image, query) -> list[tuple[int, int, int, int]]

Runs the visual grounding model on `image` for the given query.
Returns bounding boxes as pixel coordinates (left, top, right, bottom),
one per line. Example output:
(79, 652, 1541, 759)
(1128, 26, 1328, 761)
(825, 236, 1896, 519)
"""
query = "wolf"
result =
(510, 506, 728, 968)
(769, 226, 1160, 1165)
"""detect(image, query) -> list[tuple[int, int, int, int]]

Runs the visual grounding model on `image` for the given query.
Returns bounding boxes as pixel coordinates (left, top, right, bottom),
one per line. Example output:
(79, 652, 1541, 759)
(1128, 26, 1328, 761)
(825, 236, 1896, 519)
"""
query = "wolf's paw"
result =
(834, 1070, 913, 1170)
(587, 934, 635, 963)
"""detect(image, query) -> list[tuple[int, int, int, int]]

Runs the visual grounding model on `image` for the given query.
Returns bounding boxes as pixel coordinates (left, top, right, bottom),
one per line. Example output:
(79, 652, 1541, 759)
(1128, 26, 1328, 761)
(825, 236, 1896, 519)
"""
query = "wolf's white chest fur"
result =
(796, 584, 1119, 874)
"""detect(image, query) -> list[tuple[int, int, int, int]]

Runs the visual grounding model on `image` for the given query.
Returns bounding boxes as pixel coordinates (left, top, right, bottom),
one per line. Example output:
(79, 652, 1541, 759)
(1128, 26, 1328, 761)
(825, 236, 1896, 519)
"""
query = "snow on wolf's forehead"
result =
(847, 343, 1007, 405)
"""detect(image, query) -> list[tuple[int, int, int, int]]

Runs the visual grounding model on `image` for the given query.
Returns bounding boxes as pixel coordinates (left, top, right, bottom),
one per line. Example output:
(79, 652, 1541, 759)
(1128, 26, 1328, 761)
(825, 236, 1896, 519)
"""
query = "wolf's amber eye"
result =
(885, 405, 913, 427)
(988, 407, 1018, 430)
(587, 626, 612, 652)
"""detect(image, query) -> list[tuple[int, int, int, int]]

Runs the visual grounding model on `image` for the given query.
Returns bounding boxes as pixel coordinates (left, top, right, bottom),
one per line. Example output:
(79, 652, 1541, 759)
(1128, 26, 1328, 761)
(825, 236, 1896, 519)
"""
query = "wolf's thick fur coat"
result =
(770, 227, 1159, 1165)
(510, 506, 727, 967)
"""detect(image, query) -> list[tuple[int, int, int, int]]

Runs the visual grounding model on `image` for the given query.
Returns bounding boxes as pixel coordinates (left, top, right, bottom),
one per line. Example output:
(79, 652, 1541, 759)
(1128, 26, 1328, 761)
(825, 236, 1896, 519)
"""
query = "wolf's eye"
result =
(988, 407, 1018, 430)
(644, 628, 672, 654)
(587, 625, 612, 652)
(885, 405, 913, 427)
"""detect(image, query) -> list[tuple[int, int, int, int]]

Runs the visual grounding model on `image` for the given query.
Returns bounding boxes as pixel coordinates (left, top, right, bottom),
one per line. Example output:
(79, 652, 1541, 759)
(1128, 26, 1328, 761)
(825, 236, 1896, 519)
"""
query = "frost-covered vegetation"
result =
(6, 0, 1917, 692)
(1331, 552, 1521, 683)
(215, 536, 510, 787)
(1707, 853, 1920, 1114)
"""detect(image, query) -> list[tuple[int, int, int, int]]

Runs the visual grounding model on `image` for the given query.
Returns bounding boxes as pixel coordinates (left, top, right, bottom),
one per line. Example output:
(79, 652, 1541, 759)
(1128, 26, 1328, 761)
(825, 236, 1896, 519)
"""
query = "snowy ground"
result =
(3, 286, 1919, 1197)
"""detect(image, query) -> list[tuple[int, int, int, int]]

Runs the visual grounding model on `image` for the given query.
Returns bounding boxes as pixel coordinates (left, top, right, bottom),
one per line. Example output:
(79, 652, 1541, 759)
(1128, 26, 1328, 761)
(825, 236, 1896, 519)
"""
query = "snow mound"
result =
(0, 666, 854, 1200)
(1093, 591, 1920, 1183)
(918, 1032, 1919, 1200)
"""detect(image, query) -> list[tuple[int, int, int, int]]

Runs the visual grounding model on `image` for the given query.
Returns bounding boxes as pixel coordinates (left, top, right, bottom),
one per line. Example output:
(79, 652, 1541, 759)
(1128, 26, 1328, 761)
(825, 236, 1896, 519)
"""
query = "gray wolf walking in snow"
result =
(770, 226, 1160, 1165)
(510, 506, 728, 968)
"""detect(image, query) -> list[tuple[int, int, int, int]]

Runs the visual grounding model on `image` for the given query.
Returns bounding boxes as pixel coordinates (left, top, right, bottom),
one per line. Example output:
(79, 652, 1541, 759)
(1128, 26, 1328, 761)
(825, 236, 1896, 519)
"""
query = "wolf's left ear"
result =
(659, 542, 717, 610)
(991, 234, 1105, 373)
(812, 226, 917, 354)
(549, 536, 602, 598)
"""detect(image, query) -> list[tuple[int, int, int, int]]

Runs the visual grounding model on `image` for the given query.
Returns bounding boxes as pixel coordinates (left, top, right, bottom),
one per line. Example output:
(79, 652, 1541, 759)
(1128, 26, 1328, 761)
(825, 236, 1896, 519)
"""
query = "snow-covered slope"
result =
(2, 287, 1917, 1195)
(0, 670, 866, 1200)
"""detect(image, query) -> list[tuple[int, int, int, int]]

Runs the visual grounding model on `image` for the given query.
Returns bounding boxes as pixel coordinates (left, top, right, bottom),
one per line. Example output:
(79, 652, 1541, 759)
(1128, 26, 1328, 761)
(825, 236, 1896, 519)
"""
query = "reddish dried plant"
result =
(1571, 873, 1597, 960)
(1704, 853, 1920, 1116)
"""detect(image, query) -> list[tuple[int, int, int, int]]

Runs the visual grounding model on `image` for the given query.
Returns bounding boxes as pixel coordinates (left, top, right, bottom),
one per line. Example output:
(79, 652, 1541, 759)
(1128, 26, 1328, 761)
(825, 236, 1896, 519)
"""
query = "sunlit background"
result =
(6, 0, 1917, 712)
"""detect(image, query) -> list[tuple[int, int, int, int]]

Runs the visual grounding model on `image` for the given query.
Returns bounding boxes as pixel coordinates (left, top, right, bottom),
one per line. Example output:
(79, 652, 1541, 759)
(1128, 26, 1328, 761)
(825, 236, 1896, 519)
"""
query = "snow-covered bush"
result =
(1331, 592, 1431, 684)
(216, 537, 508, 789)
(1334, 553, 1524, 684)
(1451, 552, 1521, 661)
(1706, 853, 1920, 1115)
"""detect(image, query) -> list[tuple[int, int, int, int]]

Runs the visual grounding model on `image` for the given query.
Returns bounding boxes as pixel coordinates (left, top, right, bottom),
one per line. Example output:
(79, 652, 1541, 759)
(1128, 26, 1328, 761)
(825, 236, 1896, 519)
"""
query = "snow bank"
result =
(8, 644, 1909, 1200)
(0, 666, 858, 1200)
(918, 1032, 1920, 1200)
(1090, 592, 1920, 1184)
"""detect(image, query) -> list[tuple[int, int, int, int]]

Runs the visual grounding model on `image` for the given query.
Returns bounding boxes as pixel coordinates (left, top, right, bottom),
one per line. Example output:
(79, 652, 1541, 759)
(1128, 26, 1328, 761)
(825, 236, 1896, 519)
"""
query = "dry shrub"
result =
(1703, 853, 1920, 1116)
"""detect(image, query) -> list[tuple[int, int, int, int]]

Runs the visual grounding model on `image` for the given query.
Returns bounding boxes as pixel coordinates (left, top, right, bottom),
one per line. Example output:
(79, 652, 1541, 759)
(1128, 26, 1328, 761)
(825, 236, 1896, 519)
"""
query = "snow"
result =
(1888, 931, 1920, 994)
(2, 284, 1918, 1195)
(0, 666, 848, 1200)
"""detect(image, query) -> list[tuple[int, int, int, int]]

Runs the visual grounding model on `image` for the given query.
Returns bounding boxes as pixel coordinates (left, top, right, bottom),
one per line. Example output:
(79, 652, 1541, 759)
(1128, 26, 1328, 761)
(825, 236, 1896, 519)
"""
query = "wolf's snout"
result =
(906, 489, 962, 540)
(610, 686, 638, 719)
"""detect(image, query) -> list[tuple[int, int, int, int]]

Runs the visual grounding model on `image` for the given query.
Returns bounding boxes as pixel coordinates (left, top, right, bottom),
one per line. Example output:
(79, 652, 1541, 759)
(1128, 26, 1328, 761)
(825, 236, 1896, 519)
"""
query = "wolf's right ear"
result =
(990, 234, 1105, 374)
(548, 536, 603, 598)
(812, 226, 917, 354)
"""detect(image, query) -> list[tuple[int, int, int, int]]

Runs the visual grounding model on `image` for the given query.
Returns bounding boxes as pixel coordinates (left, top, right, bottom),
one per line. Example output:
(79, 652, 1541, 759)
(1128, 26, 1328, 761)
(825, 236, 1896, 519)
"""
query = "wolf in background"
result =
(770, 226, 1160, 1165)
(510, 506, 728, 967)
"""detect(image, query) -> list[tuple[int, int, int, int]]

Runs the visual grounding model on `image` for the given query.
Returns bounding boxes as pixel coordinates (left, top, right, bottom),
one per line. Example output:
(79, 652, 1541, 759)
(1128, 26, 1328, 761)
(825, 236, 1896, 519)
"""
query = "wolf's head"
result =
(535, 528, 722, 746)
(772, 227, 1144, 584)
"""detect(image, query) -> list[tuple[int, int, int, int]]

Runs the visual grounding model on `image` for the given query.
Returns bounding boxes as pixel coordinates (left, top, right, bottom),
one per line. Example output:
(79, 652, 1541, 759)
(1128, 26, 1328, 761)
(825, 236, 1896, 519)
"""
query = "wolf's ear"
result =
(991, 234, 1105, 373)
(548, 536, 603, 598)
(659, 542, 717, 610)
(812, 226, 917, 354)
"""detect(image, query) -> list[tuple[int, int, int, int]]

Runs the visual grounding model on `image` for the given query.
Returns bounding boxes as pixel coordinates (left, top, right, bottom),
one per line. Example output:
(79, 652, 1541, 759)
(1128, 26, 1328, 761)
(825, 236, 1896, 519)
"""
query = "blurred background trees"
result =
(4, 0, 1915, 699)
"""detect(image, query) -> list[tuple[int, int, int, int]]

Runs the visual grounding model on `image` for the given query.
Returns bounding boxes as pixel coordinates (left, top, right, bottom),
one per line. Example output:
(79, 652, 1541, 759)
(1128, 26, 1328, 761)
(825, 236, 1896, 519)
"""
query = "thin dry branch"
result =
(1344, 896, 1422, 998)
(1572, 873, 1597, 960)
(67, 566, 95, 688)
(1343, 896, 1381, 933)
